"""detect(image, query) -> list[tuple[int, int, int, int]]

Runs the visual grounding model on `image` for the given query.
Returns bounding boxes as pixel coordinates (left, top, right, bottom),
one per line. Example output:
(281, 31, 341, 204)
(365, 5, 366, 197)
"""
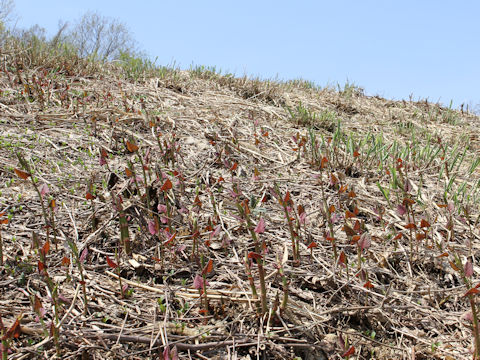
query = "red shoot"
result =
(202, 259, 213, 275)
(126, 140, 139, 152)
(161, 178, 172, 191)
(14, 168, 30, 180)
(106, 256, 118, 269)
(248, 252, 263, 260)
(254, 217, 266, 234)
(341, 345, 355, 358)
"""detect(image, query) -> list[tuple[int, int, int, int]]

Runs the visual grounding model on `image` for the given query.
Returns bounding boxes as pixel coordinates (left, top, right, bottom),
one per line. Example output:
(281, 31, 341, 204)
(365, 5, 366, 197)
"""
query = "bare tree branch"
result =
(0, 0, 15, 25)
(68, 11, 136, 61)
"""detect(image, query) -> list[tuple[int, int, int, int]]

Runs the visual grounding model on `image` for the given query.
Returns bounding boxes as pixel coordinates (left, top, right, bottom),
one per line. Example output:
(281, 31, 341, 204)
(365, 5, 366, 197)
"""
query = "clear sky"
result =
(12, 1, 480, 111)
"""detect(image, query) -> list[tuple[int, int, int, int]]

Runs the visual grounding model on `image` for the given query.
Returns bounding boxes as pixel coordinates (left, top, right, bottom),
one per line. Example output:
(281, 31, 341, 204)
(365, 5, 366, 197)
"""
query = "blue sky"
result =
(12, 1, 480, 111)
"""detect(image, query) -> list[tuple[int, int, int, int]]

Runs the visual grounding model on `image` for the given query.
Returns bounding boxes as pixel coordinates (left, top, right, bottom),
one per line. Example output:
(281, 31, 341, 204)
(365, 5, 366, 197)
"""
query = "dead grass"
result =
(1, 44, 480, 360)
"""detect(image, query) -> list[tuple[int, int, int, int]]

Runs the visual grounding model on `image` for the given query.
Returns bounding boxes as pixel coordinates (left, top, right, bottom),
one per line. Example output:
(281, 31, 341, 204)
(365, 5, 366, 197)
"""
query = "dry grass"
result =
(1, 43, 480, 360)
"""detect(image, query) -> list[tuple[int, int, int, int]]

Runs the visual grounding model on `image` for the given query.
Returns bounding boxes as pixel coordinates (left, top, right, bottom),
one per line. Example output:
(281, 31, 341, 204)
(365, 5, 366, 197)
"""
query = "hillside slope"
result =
(1, 48, 480, 359)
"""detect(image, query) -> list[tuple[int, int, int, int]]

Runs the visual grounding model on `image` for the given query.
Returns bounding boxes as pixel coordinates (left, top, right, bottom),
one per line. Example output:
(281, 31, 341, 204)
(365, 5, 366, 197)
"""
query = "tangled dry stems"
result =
(1, 45, 480, 359)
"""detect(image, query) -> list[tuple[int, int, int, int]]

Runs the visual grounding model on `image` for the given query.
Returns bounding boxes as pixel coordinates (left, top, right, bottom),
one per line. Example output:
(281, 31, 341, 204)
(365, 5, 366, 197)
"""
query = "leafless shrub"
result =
(0, 0, 15, 26)
(67, 11, 136, 61)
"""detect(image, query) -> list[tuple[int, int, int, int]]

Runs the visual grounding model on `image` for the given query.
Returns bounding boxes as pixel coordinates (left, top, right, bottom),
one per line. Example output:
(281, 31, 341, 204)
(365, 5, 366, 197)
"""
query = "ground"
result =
(1, 48, 480, 359)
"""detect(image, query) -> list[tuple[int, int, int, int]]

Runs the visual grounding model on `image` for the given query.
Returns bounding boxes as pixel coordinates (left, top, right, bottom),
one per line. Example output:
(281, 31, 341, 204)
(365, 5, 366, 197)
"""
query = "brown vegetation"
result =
(1, 38, 480, 359)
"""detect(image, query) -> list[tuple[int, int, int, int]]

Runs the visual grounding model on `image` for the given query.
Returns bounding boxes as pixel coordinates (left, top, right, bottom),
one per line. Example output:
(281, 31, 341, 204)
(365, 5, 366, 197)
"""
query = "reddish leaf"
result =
(320, 156, 328, 169)
(353, 220, 361, 233)
(449, 261, 460, 272)
(341, 345, 355, 358)
(38, 261, 45, 272)
(299, 211, 307, 224)
(464, 287, 480, 297)
(330, 173, 338, 185)
(148, 220, 158, 235)
(393, 233, 403, 240)
(339, 185, 347, 193)
(420, 219, 431, 228)
(404, 223, 417, 229)
(202, 259, 213, 275)
(14, 168, 30, 180)
(284, 191, 291, 203)
(161, 179, 173, 191)
(101, 147, 108, 158)
(99, 153, 107, 166)
(0, 218, 9, 225)
(329, 204, 336, 213)
(447, 203, 454, 213)
(403, 198, 415, 206)
(39, 183, 49, 196)
(163, 346, 171, 360)
(465, 261, 474, 278)
(338, 333, 346, 351)
(358, 233, 371, 250)
(79, 248, 88, 263)
(248, 252, 263, 260)
(326, 236, 335, 242)
(297, 204, 305, 215)
(351, 235, 361, 244)
(229, 162, 238, 171)
(343, 225, 356, 237)
(3, 317, 21, 340)
(85, 192, 95, 200)
(164, 231, 177, 246)
(33, 295, 45, 317)
(106, 256, 118, 269)
(353, 150, 360, 158)
(49, 199, 56, 209)
(345, 210, 356, 219)
(416, 233, 426, 241)
(363, 281, 374, 289)
(307, 241, 318, 249)
(61, 256, 70, 266)
(353, 206, 359, 216)
(437, 252, 449, 258)
(193, 274, 204, 290)
(243, 200, 250, 215)
(254, 217, 266, 234)
(49, 321, 55, 337)
(42, 240, 50, 255)
(125, 167, 133, 178)
(396, 204, 407, 216)
(170, 345, 179, 360)
(348, 190, 356, 198)
(126, 140, 139, 152)
(338, 251, 346, 266)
